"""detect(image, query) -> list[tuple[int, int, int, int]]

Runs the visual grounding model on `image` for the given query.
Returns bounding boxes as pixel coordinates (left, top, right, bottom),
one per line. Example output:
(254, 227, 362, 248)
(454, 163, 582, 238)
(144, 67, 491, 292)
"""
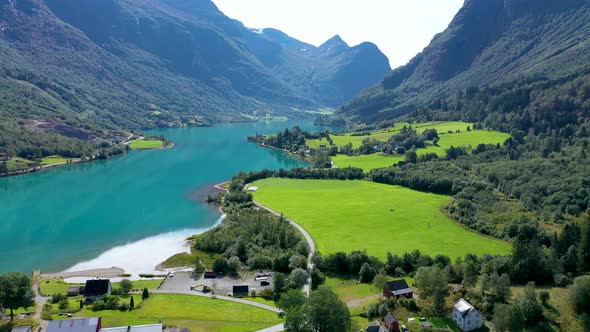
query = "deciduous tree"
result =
(0, 272, 35, 321)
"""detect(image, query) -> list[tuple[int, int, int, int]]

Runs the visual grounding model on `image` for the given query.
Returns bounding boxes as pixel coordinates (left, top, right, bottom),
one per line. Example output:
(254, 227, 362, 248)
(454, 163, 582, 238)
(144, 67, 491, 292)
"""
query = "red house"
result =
(384, 313, 400, 331)
(383, 279, 413, 299)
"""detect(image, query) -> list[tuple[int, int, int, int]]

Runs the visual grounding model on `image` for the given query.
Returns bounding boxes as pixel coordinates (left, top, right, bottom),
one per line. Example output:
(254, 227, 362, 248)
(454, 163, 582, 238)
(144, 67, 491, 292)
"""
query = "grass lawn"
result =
(66, 293, 282, 332)
(332, 154, 404, 171)
(40, 155, 67, 165)
(159, 248, 222, 269)
(252, 179, 510, 259)
(40, 278, 83, 296)
(129, 139, 165, 149)
(5, 157, 35, 172)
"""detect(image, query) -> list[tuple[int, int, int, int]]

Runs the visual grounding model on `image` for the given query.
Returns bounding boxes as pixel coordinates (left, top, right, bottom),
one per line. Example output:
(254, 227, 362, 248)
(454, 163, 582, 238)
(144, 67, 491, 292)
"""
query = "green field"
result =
(332, 154, 404, 171)
(129, 139, 165, 149)
(66, 294, 282, 332)
(41, 155, 81, 165)
(307, 121, 475, 149)
(328, 127, 509, 171)
(5, 157, 35, 172)
(252, 179, 510, 259)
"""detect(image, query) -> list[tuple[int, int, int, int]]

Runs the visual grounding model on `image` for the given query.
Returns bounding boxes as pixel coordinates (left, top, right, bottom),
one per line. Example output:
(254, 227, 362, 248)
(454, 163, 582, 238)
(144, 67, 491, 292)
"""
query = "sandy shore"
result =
(42, 267, 125, 279)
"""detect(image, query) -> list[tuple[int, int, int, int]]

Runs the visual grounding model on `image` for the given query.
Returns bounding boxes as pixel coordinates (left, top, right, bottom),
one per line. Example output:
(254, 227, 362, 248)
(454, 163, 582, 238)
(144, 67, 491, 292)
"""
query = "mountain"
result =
(0, 0, 390, 159)
(334, 0, 590, 124)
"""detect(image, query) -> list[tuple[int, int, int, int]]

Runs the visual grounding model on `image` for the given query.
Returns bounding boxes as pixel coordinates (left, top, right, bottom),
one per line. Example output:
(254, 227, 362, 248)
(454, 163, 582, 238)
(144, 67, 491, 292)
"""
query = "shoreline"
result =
(0, 142, 175, 179)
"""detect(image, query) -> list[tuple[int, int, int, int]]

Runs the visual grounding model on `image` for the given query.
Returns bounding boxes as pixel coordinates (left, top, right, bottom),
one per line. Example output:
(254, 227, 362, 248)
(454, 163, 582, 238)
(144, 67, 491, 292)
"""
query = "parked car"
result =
(260, 281, 270, 286)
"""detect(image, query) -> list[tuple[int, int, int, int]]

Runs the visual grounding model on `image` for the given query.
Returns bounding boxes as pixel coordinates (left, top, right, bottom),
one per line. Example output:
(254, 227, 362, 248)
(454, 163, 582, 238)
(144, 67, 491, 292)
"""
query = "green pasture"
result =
(129, 139, 165, 149)
(252, 179, 510, 259)
(40, 278, 163, 296)
(332, 154, 404, 171)
(67, 293, 282, 332)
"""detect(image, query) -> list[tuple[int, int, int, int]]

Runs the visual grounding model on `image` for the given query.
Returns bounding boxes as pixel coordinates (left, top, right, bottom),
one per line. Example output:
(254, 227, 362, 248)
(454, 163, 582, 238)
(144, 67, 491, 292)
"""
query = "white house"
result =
(453, 298, 483, 331)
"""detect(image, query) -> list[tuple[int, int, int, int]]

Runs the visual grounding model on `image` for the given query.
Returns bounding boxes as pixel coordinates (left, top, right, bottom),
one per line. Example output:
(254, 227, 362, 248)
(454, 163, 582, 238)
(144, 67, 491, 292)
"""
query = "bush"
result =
(142, 288, 150, 300)
(41, 303, 53, 320)
(258, 288, 274, 300)
(58, 297, 69, 310)
(289, 268, 308, 289)
(51, 293, 67, 304)
(539, 291, 550, 305)
(119, 302, 130, 311)
(367, 303, 380, 318)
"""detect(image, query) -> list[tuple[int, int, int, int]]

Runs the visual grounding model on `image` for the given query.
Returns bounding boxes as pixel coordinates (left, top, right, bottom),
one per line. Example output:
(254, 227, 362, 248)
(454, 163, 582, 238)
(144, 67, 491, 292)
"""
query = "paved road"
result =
(253, 200, 316, 297)
(256, 323, 285, 332)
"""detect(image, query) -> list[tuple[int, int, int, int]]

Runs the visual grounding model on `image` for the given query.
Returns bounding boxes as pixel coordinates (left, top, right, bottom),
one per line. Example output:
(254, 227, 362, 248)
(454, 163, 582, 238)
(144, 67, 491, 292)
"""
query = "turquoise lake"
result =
(0, 121, 320, 273)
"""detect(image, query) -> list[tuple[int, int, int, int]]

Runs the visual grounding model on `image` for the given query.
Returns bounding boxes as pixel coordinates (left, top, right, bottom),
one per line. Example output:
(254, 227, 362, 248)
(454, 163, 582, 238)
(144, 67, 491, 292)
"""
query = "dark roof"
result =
(384, 313, 398, 325)
(232, 285, 249, 294)
(387, 279, 409, 291)
(84, 279, 110, 296)
(366, 321, 387, 332)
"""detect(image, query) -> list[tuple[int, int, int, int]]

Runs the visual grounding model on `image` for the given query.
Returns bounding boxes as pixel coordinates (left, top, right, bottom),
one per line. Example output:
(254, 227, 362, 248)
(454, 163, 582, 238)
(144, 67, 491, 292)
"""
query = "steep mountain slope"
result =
(0, 0, 390, 159)
(336, 0, 590, 123)
(244, 30, 391, 106)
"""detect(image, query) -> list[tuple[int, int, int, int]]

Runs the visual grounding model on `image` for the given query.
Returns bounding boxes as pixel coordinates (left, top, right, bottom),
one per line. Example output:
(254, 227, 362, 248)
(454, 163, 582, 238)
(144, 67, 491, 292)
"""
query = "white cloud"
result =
(212, 0, 464, 68)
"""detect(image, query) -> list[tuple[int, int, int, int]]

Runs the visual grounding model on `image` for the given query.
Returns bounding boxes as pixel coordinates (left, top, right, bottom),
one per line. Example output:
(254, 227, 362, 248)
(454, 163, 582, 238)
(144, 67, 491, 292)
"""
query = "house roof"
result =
(12, 326, 33, 332)
(384, 313, 398, 325)
(100, 324, 163, 332)
(386, 279, 412, 295)
(454, 298, 476, 318)
(47, 317, 101, 332)
(85, 279, 111, 295)
(366, 321, 387, 332)
(232, 285, 249, 293)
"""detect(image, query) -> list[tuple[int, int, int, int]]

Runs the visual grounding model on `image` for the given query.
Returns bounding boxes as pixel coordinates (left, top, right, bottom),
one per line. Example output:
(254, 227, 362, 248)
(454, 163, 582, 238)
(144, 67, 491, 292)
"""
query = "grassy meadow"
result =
(129, 139, 165, 149)
(252, 179, 510, 259)
(332, 154, 404, 171)
(304, 122, 509, 171)
(64, 294, 282, 332)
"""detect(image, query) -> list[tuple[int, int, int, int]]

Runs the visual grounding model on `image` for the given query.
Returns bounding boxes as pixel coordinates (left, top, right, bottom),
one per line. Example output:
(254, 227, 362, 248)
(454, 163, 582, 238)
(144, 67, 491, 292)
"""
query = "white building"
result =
(100, 324, 163, 332)
(453, 298, 483, 331)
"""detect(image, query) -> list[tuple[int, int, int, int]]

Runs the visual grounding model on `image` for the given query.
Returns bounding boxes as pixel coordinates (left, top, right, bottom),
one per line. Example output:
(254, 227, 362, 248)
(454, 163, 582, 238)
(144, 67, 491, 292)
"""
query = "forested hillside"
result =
(0, 0, 390, 160)
(332, 0, 590, 124)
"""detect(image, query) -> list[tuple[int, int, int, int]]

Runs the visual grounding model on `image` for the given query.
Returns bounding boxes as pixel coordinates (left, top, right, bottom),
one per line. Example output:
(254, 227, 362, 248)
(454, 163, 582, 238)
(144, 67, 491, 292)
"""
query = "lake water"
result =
(0, 120, 318, 274)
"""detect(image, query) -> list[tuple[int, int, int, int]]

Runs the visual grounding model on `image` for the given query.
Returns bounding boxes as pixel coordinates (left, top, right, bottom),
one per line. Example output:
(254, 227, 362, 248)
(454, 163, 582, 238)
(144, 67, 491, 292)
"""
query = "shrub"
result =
(142, 288, 150, 300)
(258, 288, 274, 300)
(539, 291, 550, 305)
(119, 302, 130, 311)
(367, 303, 379, 318)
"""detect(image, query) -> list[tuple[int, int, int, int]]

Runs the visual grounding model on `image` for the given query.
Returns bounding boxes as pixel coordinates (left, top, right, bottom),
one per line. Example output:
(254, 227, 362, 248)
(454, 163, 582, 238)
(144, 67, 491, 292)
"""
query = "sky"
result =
(212, 0, 464, 68)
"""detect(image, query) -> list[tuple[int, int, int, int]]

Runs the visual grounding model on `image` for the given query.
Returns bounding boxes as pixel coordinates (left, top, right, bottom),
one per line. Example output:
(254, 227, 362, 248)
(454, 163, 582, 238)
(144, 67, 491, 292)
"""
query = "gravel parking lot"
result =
(159, 272, 273, 295)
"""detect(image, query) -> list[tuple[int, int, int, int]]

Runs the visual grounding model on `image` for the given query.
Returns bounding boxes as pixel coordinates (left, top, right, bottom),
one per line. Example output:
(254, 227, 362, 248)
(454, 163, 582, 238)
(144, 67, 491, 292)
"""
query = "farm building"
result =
(365, 321, 387, 332)
(99, 324, 163, 332)
(67, 286, 82, 296)
(47, 317, 102, 332)
(232, 285, 249, 297)
(383, 313, 399, 331)
(11, 326, 33, 332)
(84, 279, 112, 299)
(453, 298, 483, 331)
(383, 279, 413, 298)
